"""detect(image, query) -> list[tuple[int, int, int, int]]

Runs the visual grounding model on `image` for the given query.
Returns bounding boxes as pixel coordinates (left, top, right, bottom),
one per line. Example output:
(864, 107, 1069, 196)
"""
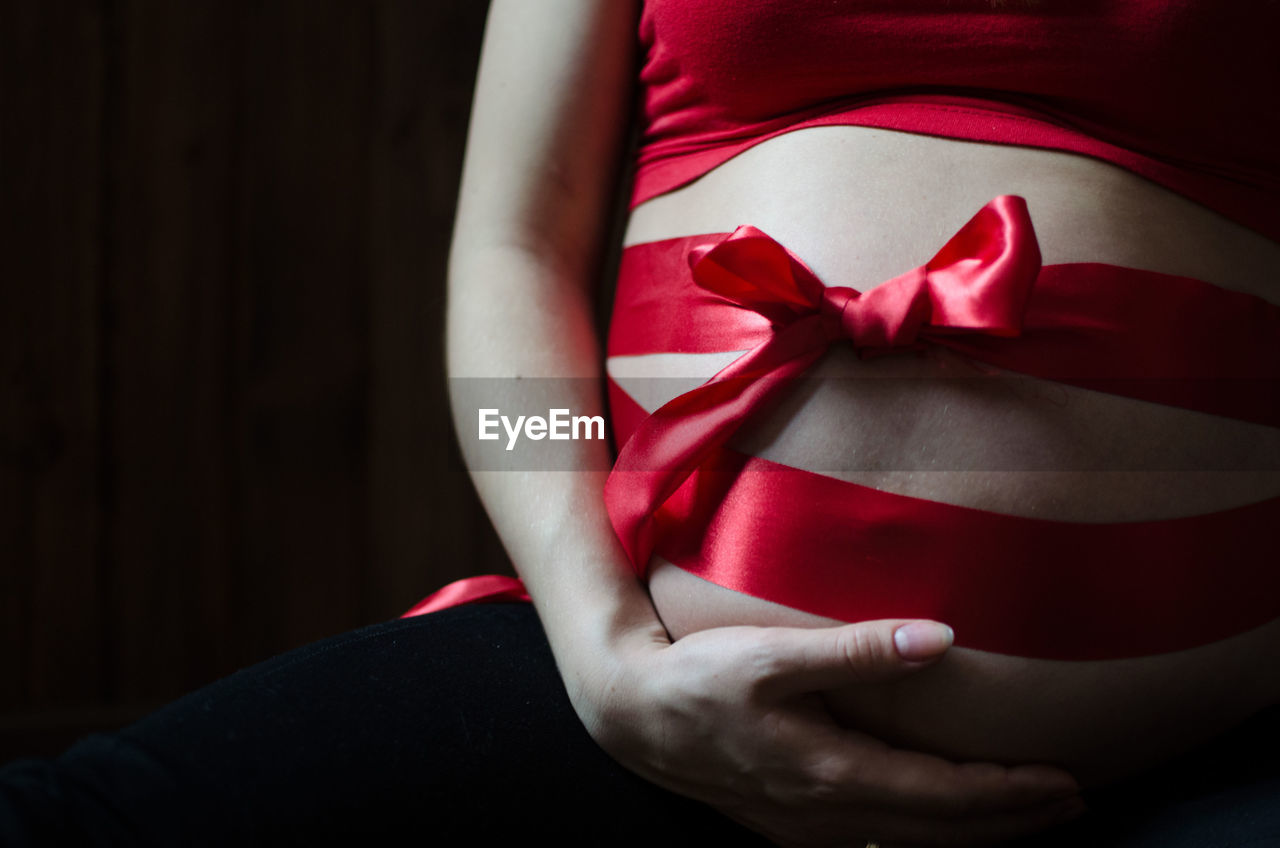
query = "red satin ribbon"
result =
(402, 574, 530, 617)
(606, 196, 1042, 573)
(405, 196, 1280, 659)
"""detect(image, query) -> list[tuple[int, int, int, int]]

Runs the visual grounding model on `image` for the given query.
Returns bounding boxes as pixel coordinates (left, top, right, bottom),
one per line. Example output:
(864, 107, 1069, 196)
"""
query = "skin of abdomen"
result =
(618, 126, 1280, 787)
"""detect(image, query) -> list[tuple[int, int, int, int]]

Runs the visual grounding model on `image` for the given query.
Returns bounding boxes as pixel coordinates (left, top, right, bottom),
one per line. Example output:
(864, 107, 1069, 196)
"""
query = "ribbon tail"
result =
(401, 575, 531, 617)
(605, 321, 828, 574)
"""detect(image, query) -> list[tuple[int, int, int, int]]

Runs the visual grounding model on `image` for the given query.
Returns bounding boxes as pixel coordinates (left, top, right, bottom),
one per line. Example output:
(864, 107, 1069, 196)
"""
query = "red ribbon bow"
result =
(605, 195, 1042, 573)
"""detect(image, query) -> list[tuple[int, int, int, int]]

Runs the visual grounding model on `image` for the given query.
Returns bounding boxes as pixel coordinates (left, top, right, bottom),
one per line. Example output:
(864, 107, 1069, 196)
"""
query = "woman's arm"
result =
(446, 2, 1083, 845)
(447, 0, 654, 718)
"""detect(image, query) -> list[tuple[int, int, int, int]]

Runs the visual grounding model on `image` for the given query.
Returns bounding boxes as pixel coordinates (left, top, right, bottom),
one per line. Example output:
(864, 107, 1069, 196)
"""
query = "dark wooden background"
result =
(1, 0, 516, 759)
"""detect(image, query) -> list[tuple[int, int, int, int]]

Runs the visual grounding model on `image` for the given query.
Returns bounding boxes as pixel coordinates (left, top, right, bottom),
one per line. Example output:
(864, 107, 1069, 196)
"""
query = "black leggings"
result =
(2, 604, 1277, 847)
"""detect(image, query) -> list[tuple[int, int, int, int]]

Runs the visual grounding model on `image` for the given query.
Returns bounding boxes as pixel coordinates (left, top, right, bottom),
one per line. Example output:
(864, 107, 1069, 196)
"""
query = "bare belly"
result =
(611, 126, 1280, 786)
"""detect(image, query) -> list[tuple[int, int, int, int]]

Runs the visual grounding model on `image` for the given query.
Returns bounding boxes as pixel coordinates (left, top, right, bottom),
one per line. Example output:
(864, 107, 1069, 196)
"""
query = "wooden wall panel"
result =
(2, 0, 500, 758)
(231, 0, 374, 662)
(104, 0, 240, 703)
(1, 1, 106, 711)
(367, 0, 509, 622)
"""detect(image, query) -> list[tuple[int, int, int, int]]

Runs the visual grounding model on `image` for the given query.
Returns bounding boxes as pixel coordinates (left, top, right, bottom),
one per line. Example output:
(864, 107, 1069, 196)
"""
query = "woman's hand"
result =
(573, 618, 1085, 848)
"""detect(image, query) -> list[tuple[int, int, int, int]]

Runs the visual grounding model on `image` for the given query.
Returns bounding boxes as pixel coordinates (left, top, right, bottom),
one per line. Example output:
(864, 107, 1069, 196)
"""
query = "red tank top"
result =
(633, 0, 1280, 240)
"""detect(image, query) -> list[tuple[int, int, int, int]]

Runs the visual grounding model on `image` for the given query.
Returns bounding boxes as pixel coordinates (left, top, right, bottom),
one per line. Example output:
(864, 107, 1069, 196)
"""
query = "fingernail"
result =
(893, 622, 954, 660)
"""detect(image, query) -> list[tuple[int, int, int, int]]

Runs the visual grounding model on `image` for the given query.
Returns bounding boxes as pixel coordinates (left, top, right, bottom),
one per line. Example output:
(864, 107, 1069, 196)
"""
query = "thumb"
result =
(760, 619, 955, 696)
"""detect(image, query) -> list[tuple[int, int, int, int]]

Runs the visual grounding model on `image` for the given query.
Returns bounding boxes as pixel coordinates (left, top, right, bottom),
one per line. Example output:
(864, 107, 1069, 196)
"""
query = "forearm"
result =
(470, 467, 666, 708)
(446, 241, 668, 717)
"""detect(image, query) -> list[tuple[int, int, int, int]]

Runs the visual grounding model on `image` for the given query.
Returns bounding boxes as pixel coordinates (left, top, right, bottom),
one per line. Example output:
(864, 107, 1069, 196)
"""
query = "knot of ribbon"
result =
(605, 195, 1043, 573)
(818, 279, 925, 347)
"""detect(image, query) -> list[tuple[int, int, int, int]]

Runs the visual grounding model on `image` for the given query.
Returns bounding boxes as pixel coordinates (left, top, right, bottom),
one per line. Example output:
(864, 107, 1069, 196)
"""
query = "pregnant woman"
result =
(3, 2, 1276, 846)
(441, 0, 1280, 844)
